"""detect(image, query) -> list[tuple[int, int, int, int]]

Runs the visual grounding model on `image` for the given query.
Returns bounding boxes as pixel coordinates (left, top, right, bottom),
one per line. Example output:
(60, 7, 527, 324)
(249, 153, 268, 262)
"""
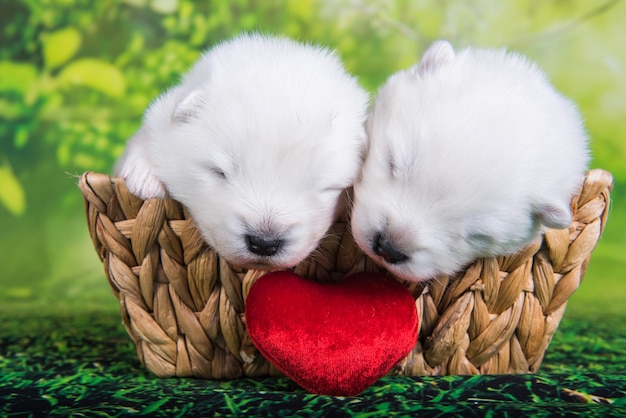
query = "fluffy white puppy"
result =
(115, 34, 369, 269)
(351, 40, 589, 282)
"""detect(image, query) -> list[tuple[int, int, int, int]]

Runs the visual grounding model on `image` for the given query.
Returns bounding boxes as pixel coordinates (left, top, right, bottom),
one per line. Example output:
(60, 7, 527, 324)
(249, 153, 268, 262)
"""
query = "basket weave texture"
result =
(79, 169, 613, 379)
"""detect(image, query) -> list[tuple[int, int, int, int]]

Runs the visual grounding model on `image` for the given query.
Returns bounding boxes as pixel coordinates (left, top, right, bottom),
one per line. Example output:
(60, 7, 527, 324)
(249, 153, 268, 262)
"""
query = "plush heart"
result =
(245, 271, 418, 396)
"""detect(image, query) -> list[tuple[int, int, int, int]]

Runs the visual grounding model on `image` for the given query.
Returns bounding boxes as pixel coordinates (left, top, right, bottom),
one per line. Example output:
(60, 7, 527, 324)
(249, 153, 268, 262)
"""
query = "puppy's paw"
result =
(535, 201, 573, 230)
(114, 129, 167, 199)
(119, 162, 166, 199)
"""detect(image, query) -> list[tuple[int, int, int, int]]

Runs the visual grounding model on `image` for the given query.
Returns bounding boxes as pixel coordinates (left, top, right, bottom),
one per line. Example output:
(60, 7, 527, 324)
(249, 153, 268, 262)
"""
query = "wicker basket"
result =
(79, 169, 613, 378)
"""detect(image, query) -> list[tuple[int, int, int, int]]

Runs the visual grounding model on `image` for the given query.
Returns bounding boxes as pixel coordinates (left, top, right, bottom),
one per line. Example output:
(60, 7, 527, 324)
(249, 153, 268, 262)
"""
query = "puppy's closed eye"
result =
(386, 154, 397, 178)
(322, 186, 343, 193)
(204, 159, 238, 182)
(385, 148, 412, 180)
(209, 167, 227, 180)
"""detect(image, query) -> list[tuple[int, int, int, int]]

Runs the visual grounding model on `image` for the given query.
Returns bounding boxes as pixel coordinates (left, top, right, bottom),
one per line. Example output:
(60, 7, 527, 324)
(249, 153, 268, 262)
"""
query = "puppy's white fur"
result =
(115, 34, 369, 269)
(351, 40, 589, 282)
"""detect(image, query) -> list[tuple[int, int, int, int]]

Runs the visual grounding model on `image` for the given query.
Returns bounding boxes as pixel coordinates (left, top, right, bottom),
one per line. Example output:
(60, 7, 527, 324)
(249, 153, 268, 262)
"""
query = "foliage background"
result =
(0, 0, 624, 319)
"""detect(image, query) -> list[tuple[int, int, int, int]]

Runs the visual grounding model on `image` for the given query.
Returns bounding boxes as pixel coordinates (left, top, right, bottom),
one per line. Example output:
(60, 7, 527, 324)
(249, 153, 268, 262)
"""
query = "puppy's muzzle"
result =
(246, 234, 283, 257)
(373, 233, 409, 264)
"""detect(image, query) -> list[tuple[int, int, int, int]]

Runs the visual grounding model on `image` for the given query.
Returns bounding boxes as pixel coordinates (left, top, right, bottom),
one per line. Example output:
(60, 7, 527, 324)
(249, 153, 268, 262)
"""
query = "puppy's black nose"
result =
(246, 234, 283, 257)
(373, 233, 409, 264)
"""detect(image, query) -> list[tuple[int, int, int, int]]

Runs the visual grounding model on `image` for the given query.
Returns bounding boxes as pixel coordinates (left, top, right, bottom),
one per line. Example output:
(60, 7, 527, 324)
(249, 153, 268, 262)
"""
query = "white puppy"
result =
(351, 40, 589, 282)
(115, 34, 369, 269)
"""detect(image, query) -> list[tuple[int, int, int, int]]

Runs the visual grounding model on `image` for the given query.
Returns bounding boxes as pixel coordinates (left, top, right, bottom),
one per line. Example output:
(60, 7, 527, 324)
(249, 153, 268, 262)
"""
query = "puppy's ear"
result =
(172, 90, 205, 123)
(535, 202, 573, 229)
(411, 40, 455, 77)
(114, 126, 167, 199)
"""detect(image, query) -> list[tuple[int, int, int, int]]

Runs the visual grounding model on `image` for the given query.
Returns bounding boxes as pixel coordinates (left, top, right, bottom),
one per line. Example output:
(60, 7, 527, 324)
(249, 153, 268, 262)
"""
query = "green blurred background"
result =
(1, 0, 624, 318)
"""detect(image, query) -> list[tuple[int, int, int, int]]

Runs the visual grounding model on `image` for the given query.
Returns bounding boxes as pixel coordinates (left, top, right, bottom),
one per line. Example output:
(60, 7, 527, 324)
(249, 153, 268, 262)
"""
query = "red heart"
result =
(245, 271, 418, 396)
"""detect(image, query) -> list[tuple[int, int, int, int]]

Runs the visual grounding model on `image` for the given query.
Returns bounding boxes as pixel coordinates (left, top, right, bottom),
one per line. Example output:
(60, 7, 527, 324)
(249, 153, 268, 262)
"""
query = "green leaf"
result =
(57, 58, 127, 98)
(0, 61, 38, 93)
(42, 27, 83, 70)
(14, 124, 31, 148)
(151, 0, 178, 14)
(0, 98, 25, 119)
(0, 163, 26, 216)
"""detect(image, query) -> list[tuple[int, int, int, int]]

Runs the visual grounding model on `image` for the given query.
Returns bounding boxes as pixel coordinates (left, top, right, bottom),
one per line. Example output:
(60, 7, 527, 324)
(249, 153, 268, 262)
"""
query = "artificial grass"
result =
(1, 309, 625, 416)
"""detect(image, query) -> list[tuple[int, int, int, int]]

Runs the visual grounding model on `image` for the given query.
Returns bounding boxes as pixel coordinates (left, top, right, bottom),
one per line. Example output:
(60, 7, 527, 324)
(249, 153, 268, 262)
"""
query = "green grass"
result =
(1, 310, 625, 416)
